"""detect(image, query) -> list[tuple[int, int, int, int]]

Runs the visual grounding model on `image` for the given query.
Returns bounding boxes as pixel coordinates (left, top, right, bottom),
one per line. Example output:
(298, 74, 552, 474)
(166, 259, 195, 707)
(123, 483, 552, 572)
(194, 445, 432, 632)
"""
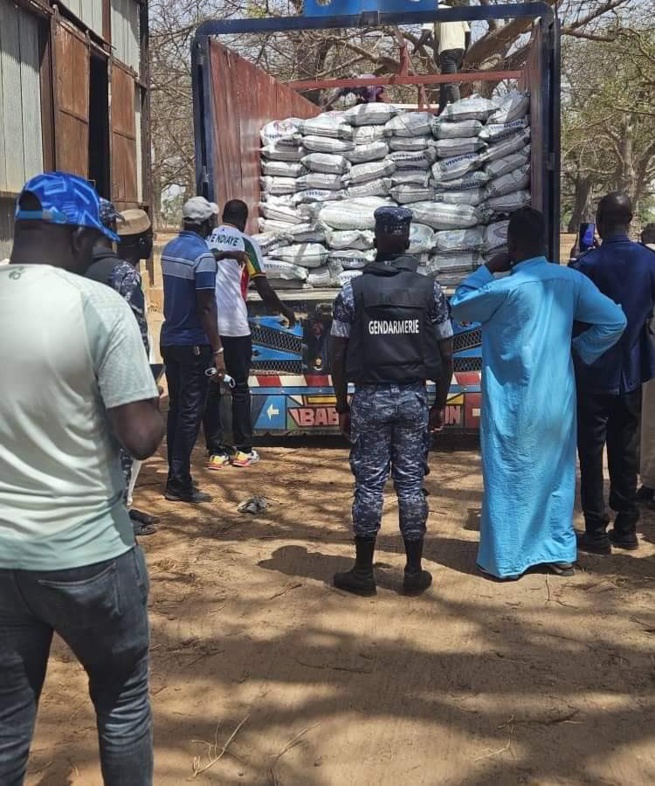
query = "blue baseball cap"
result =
(374, 206, 413, 236)
(15, 172, 119, 243)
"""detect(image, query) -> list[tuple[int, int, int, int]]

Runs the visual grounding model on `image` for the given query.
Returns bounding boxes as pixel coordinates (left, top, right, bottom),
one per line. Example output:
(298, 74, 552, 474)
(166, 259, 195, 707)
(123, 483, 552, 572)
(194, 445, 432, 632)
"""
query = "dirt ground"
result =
(24, 433, 655, 786)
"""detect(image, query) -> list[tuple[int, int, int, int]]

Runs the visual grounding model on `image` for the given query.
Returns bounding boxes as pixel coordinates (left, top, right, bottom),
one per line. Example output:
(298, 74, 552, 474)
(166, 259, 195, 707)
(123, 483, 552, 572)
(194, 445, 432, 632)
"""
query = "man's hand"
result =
(485, 252, 512, 275)
(210, 351, 226, 383)
(280, 306, 297, 329)
(339, 411, 351, 439)
(429, 406, 445, 434)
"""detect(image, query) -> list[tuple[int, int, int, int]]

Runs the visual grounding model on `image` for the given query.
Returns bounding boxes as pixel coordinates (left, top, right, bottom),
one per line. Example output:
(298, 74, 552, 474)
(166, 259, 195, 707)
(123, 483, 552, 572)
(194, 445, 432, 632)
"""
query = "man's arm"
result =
(113, 263, 149, 354)
(572, 273, 627, 365)
(329, 285, 355, 436)
(428, 282, 455, 432)
(108, 399, 164, 461)
(435, 337, 454, 411)
(194, 251, 225, 372)
(450, 264, 509, 325)
(330, 337, 350, 414)
(252, 276, 296, 327)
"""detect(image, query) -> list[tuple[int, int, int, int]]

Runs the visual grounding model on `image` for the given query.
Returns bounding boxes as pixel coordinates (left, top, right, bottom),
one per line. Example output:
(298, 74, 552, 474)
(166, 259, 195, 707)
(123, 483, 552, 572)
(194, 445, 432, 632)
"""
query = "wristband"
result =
(213, 348, 224, 356)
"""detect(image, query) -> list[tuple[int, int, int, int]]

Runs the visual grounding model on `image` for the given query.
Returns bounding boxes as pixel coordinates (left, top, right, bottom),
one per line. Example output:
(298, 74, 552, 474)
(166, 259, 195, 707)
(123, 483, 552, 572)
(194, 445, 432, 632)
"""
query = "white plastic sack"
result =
(259, 203, 304, 224)
(327, 229, 374, 251)
(261, 160, 305, 178)
(483, 221, 510, 253)
(437, 171, 491, 191)
(307, 266, 336, 288)
(385, 112, 433, 137)
(435, 137, 487, 158)
(433, 119, 483, 140)
(296, 173, 344, 191)
(488, 91, 530, 124)
(431, 154, 482, 184)
(345, 141, 389, 164)
(352, 125, 389, 144)
(337, 270, 364, 287)
(347, 159, 395, 185)
(479, 118, 529, 143)
(292, 188, 345, 205)
(258, 218, 298, 234)
(260, 193, 294, 205)
(410, 202, 480, 231)
(408, 223, 436, 254)
(434, 189, 485, 207)
(251, 233, 288, 254)
(286, 223, 328, 244)
(329, 249, 376, 270)
(260, 176, 298, 196)
(346, 178, 391, 198)
(485, 150, 530, 180)
(481, 129, 531, 164)
(299, 114, 353, 139)
(389, 148, 437, 170)
(388, 136, 432, 152)
(485, 165, 530, 199)
(345, 102, 397, 126)
(433, 227, 485, 253)
(319, 197, 387, 230)
(391, 170, 431, 187)
(301, 153, 350, 175)
(261, 143, 305, 162)
(431, 253, 481, 272)
(268, 243, 329, 268)
(486, 190, 531, 214)
(302, 135, 355, 154)
(262, 258, 309, 281)
(261, 119, 302, 147)
(440, 95, 498, 122)
(390, 185, 436, 205)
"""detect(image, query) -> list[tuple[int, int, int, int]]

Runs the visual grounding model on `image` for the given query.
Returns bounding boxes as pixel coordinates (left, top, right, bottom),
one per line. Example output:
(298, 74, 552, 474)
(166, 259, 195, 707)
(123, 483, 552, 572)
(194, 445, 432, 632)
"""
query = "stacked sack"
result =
(256, 90, 531, 290)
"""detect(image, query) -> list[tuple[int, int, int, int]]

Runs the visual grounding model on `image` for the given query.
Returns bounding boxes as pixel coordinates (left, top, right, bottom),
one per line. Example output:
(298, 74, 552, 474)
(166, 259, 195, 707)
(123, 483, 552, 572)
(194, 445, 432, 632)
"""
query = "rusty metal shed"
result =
(0, 0, 150, 258)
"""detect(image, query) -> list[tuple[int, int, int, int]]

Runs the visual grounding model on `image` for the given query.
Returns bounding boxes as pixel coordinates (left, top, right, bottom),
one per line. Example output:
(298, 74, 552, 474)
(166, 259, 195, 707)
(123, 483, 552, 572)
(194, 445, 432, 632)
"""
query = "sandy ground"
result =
(24, 434, 655, 786)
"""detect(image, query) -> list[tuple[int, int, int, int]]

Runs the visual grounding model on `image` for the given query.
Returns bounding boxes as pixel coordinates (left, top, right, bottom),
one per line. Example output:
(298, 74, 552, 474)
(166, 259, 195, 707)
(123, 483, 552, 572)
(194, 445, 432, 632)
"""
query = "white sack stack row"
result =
(255, 91, 531, 290)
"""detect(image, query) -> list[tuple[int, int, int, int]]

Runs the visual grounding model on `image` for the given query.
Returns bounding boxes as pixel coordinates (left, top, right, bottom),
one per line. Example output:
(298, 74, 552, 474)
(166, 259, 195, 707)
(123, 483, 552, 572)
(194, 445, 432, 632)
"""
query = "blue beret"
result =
(374, 206, 413, 235)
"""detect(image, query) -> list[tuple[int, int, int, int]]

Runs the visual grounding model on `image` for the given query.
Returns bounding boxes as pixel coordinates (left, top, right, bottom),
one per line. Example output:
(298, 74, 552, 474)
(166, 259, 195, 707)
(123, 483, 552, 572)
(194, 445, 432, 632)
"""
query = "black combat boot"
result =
(333, 537, 376, 596)
(403, 538, 432, 595)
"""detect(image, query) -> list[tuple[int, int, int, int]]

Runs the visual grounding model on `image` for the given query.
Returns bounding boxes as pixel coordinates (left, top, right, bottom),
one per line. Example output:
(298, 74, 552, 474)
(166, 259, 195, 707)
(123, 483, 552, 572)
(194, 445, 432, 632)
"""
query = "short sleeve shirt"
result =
(422, 21, 470, 54)
(160, 230, 217, 346)
(0, 265, 158, 570)
(207, 224, 267, 337)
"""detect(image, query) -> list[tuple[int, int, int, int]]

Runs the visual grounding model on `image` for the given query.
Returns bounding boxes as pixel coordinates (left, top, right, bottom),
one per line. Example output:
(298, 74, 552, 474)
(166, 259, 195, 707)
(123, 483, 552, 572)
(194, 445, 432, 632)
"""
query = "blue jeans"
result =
(0, 547, 152, 785)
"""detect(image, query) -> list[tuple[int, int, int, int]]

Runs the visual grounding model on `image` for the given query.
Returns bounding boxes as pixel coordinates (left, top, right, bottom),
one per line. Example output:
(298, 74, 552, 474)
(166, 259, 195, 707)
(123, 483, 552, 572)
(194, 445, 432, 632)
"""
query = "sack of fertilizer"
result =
(390, 184, 436, 205)
(483, 221, 510, 253)
(485, 149, 530, 180)
(346, 178, 391, 199)
(434, 188, 485, 207)
(352, 125, 389, 144)
(260, 192, 294, 205)
(252, 233, 288, 254)
(261, 160, 305, 178)
(488, 90, 530, 124)
(296, 173, 344, 191)
(337, 270, 364, 287)
(319, 197, 387, 230)
(302, 135, 355, 154)
(347, 159, 395, 185)
(392, 169, 431, 187)
(259, 202, 304, 224)
(479, 118, 529, 144)
(411, 202, 480, 231)
(292, 188, 345, 205)
(388, 136, 432, 152)
(408, 223, 436, 254)
(329, 249, 376, 270)
(385, 112, 433, 137)
(286, 223, 329, 244)
(481, 129, 531, 164)
(327, 229, 374, 251)
(433, 227, 485, 253)
(258, 218, 298, 234)
(268, 243, 329, 268)
(261, 143, 305, 162)
(345, 102, 397, 126)
(485, 165, 530, 199)
(345, 141, 389, 164)
(301, 153, 350, 175)
(262, 258, 309, 281)
(435, 137, 487, 158)
(438, 171, 491, 191)
(260, 176, 298, 196)
(440, 95, 498, 123)
(486, 190, 531, 216)
(307, 266, 336, 288)
(261, 119, 302, 147)
(298, 114, 353, 140)
(431, 154, 482, 184)
(433, 119, 483, 140)
(389, 148, 437, 170)
(431, 252, 481, 273)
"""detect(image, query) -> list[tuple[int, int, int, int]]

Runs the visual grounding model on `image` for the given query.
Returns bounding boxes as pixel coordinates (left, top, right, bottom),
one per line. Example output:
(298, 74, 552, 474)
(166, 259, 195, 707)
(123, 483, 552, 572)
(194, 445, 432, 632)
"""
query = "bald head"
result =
(597, 192, 633, 239)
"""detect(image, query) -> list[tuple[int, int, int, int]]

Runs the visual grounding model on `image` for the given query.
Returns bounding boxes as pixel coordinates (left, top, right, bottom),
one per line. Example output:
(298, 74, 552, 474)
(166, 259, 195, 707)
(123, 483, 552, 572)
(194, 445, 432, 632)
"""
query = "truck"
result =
(190, 2, 561, 436)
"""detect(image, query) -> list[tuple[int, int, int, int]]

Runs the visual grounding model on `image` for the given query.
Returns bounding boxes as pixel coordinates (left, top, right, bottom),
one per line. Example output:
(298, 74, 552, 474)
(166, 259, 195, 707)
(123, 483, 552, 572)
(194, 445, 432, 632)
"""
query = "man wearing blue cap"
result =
(0, 173, 164, 784)
(330, 206, 454, 596)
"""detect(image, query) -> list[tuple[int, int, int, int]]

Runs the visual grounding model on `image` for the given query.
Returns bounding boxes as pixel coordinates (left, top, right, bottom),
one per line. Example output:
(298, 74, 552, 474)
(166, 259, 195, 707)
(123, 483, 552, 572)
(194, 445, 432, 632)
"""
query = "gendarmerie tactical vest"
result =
(345, 254, 442, 385)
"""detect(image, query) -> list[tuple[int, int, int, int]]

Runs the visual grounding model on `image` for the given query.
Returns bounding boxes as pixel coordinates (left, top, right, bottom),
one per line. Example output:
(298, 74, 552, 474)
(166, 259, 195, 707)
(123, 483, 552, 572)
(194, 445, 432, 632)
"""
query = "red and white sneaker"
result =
(231, 450, 260, 468)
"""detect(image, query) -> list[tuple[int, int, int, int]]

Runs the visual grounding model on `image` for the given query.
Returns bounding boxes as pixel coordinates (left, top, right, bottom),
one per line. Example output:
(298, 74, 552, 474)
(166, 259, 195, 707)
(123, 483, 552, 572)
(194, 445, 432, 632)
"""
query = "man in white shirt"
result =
(205, 200, 296, 468)
(419, 14, 471, 114)
(0, 172, 164, 784)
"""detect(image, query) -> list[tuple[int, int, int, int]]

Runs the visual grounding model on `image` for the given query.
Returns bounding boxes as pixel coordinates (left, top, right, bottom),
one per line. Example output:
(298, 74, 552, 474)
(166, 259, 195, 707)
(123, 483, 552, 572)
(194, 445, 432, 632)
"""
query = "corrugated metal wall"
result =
(62, 0, 104, 37)
(111, 0, 140, 72)
(0, 0, 44, 194)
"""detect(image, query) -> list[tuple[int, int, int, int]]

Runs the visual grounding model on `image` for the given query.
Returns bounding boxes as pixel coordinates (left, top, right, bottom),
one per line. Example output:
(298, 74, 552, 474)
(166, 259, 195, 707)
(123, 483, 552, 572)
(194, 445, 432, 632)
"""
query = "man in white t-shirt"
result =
(419, 10, 471, 114)
(0, 172, 164, 784)
(205, 199, 296, 468)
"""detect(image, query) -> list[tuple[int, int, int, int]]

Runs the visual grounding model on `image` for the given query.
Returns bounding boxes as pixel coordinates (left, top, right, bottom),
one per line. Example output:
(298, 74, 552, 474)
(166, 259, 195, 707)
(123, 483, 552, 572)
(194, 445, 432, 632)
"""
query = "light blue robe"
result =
(450, 257, 627, 578)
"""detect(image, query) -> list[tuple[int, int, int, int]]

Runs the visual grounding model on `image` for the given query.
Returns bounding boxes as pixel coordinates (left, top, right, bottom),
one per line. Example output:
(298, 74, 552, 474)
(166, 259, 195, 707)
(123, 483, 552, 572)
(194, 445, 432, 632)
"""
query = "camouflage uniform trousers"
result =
(350, 382, 429, 541)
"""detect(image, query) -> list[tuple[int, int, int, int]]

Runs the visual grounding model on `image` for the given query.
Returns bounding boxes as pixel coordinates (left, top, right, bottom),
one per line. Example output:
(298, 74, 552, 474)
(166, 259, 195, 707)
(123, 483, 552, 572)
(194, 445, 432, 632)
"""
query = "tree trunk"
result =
(567, 175, 594, 233)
